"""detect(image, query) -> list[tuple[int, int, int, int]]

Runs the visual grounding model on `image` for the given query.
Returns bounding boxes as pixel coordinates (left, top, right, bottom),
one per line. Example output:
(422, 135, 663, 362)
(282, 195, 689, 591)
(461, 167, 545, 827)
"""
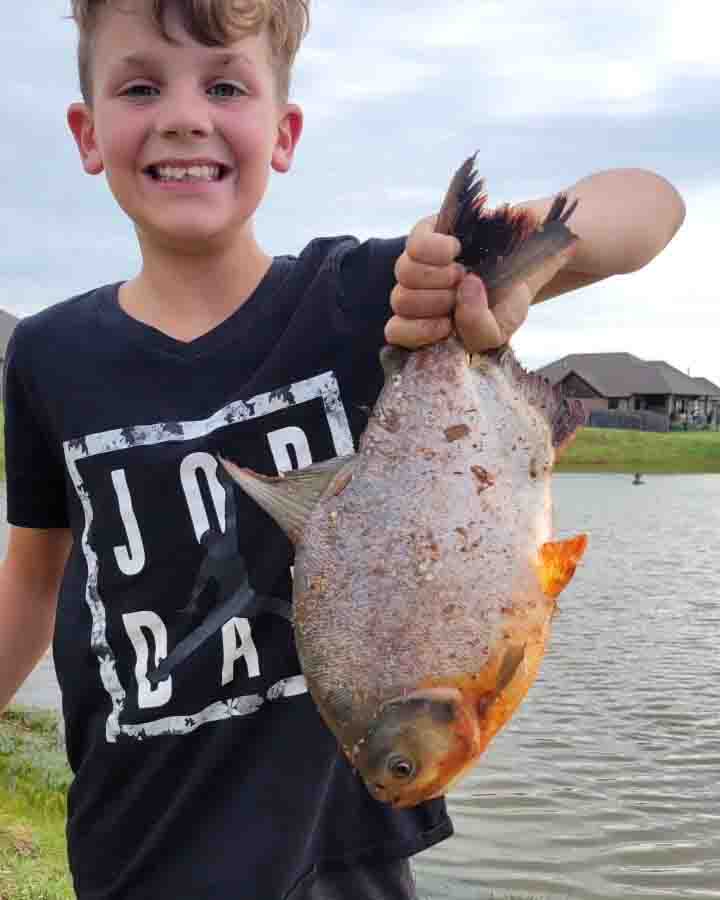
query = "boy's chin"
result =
(136, 219, 251, 255)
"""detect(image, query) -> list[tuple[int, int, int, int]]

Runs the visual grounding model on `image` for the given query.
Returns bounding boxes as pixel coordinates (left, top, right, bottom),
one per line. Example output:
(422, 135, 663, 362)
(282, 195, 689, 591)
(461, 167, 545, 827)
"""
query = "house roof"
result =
(645, 360, 713, 396)
(692, 376, 720, 396)
(538, 352, 719, 398)
(538, 353, 668, 397)
(0, 308, 19, 355)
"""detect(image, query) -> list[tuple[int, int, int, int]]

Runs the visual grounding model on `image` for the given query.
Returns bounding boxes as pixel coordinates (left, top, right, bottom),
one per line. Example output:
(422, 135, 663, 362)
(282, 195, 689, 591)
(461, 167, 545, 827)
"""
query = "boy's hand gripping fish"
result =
(222, 156, 589, 808)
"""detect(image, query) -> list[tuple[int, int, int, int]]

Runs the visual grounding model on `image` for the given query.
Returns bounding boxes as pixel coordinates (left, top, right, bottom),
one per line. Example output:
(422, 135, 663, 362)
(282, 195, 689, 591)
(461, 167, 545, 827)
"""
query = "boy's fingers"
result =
(454, 274, 504, 352)
(456, 243, 578, 352)
(457, 275, 532, 351)
(384, 314, 453, 349)
(390, 285, 456, 319)
(394, 254, 465, 291)
(405, 217, 462, 267)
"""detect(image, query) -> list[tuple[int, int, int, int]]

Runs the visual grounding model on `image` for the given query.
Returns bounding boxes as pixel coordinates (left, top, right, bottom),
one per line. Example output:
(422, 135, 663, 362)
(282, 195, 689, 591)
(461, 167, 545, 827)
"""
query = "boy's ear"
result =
(67, 102, 104, 175)
(271, 103, 303, 174)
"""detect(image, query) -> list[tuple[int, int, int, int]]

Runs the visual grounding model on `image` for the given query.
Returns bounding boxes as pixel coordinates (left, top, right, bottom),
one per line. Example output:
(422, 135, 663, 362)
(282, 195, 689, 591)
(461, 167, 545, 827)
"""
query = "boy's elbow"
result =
(621, 170, 686, 273)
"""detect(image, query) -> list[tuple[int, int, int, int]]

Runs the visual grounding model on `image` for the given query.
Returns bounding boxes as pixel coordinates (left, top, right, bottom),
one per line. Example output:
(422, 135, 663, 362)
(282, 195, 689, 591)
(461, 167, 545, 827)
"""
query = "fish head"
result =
(351, 686, 480, 808)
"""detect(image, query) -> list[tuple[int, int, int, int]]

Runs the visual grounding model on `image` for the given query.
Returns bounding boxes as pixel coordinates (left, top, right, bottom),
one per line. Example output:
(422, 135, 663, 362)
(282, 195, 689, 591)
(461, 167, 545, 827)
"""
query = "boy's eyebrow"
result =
(114, 50, 255, 70)
(115, 53, 153, 70)
(217, 52, 254, 68)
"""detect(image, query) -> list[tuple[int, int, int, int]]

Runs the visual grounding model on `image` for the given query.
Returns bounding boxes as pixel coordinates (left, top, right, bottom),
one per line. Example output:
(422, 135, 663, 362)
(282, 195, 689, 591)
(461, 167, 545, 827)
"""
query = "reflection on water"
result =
(414, 474, 720, 900)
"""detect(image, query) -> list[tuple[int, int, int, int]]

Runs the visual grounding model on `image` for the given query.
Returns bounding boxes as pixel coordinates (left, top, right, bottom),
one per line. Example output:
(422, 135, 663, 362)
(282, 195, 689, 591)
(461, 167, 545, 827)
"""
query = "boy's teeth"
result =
(153, 164, 221, 181)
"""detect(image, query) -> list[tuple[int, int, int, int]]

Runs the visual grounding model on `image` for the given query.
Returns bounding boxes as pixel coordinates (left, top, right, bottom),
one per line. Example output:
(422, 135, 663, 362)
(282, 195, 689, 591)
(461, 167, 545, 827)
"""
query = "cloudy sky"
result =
(2, 1, 717, 382)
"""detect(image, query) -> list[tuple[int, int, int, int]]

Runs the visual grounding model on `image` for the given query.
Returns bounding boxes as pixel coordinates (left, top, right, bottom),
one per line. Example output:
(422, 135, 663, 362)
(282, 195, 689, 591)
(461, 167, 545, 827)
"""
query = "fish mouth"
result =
(361, 766, 451, 809)
(365, 780, 412, 808)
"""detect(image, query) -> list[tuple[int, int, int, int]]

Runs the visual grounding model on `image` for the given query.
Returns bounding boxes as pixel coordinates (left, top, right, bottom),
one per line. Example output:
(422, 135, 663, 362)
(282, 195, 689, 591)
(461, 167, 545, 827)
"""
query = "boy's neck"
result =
(119, 229, 273, 344)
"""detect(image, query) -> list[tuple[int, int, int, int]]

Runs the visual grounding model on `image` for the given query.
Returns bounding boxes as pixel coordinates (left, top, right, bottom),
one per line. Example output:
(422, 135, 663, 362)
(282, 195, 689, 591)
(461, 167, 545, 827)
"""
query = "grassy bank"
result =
(557, 427, 720, 473)
(0, 707, 73, 900)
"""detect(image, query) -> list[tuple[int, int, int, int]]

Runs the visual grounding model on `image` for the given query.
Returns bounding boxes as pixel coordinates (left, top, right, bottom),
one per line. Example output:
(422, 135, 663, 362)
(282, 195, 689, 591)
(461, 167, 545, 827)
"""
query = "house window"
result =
(608, 398, 619, 410)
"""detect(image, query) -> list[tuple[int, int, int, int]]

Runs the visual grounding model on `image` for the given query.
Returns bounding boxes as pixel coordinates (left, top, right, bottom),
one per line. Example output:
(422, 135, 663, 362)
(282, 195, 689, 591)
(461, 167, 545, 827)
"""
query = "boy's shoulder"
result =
(13, 282, 118, 346)
(293, 233, 406, 302)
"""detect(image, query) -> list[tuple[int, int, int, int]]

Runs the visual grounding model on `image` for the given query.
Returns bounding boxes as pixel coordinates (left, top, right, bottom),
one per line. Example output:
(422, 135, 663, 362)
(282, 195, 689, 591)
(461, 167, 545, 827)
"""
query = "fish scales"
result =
(222, 154, 588, 807)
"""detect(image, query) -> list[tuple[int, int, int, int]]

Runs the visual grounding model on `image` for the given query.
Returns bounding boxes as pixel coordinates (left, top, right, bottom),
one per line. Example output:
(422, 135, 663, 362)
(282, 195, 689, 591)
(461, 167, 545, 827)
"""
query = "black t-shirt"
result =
(4, 236, 452, 900)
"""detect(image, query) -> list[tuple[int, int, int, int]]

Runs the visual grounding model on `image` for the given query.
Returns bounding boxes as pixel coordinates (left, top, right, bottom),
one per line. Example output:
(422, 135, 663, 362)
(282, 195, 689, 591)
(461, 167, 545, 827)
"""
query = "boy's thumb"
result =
(457, 272, 489, 310)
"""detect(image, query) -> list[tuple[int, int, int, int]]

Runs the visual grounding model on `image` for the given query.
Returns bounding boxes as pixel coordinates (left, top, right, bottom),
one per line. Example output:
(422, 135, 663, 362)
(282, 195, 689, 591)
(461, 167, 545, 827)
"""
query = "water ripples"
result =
(415, 474, 720, 900)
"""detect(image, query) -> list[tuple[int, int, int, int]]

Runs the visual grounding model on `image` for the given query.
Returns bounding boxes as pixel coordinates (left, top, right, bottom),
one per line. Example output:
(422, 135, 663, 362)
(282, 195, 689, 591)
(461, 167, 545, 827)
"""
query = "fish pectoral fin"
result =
(494, 643, 526, 696)
(537, 534, 588, 599)
(322, 684, 356, 726)
(219, 455, 357, 543)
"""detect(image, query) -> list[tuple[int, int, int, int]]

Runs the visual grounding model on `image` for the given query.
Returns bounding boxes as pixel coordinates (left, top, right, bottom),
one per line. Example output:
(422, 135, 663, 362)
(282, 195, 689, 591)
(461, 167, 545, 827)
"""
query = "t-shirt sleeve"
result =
(3, 323, 69, 528)
(335, 236, 407, 330)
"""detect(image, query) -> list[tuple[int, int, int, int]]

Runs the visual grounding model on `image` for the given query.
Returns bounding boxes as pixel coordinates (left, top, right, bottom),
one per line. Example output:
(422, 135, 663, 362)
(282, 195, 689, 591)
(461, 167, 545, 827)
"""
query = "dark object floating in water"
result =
(632, 473, 645, 485)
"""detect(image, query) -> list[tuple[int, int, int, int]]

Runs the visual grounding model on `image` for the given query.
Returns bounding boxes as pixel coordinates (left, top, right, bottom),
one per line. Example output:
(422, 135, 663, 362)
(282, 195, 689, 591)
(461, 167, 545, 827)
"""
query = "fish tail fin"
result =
(436, 154, 578, 299)
(436, 153, 536, 262)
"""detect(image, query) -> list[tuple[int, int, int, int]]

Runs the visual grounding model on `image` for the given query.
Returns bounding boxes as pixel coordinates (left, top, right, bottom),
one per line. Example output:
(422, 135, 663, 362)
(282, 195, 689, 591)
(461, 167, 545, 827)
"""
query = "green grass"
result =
(557, 427, 720, 473)
(0, 707, 73, 900)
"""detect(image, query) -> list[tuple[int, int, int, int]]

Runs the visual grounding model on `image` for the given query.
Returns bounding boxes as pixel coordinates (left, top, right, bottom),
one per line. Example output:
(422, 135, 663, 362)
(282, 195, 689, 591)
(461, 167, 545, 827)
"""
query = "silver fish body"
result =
(222, 157, 588, 807)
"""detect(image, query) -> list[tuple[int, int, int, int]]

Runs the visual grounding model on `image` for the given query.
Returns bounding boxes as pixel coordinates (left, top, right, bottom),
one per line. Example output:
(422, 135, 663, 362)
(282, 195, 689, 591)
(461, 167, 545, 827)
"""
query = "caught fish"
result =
(220, 156, 588, 808)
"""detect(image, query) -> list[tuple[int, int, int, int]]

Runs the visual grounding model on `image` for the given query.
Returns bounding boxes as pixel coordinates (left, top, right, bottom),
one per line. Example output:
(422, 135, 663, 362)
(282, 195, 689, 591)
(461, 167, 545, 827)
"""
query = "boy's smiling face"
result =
(68, 2, 302, 253)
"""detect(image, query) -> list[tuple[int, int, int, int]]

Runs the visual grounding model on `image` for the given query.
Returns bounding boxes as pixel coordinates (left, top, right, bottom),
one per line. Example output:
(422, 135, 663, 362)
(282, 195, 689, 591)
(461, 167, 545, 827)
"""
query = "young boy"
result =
(0, 1, 684, 898)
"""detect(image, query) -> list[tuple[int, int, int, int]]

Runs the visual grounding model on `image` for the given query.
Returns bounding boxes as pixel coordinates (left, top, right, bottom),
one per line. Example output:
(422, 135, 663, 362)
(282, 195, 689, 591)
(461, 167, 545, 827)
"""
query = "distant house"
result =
(538, 352, 720, 431)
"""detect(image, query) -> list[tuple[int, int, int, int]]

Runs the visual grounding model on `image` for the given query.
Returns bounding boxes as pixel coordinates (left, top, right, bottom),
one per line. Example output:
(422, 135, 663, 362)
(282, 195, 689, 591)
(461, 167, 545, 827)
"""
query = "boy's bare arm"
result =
(387, 167, 685, 352)
(0, 526, 72, 712)
(524, 168, 686, 302)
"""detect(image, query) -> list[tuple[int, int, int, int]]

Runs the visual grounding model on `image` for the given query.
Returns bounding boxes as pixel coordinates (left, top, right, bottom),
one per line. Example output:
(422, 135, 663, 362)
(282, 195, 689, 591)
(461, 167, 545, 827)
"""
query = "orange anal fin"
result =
(538, 534, 588, 599)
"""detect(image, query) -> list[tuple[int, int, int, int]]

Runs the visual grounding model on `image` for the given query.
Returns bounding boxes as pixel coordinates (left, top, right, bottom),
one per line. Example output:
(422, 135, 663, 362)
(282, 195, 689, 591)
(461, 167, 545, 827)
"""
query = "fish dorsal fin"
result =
(219, 455, 357, 544)
(496, 347, 587, 452)
(537, 534, 588, 598)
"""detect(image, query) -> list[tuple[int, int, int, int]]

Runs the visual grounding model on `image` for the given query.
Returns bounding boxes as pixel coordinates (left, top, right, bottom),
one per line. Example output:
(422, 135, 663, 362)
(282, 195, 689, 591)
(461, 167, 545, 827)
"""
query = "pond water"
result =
(414, 473, 720, 900)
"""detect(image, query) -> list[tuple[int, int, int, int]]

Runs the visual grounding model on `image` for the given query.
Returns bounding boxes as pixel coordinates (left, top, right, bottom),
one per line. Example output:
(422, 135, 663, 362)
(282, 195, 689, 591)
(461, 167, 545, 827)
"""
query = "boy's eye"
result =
(121, 84, 159, 98)
(207, 82, 247, 98)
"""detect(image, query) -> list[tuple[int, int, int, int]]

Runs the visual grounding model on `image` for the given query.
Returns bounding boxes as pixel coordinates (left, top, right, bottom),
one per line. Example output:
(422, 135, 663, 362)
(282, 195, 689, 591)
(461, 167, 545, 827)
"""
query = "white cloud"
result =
(661, 0, 720, 72)
(296, 46, 441, 122)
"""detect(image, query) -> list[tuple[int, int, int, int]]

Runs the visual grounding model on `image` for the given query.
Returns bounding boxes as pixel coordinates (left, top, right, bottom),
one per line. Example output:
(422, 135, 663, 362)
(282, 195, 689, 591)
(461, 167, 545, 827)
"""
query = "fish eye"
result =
(386, 753, 416, 781)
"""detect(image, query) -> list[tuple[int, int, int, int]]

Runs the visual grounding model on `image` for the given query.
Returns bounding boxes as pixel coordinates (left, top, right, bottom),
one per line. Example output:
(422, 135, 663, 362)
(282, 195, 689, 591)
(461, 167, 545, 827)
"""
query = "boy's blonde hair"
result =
(70, 0, 310, 103)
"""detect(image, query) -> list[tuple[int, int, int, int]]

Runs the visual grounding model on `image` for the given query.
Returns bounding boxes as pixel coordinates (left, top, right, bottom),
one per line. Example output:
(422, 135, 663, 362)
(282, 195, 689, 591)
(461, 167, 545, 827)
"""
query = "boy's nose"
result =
(154, 93, 213, 139)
